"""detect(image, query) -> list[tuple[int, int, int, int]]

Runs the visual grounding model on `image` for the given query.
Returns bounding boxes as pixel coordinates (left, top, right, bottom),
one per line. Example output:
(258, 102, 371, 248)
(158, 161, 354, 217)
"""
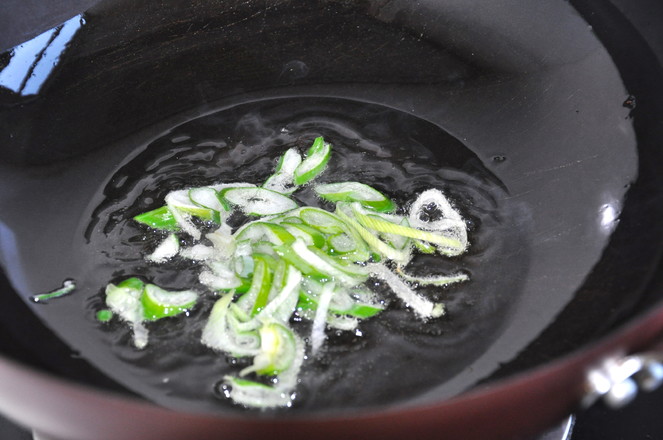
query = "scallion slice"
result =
(221, 187, 298, 216)
(395, 269, 469, 287)
(105, 278, 148, 349)
(314, 181, 395, 212)
(367, 263, 445, 320)
(240, 321, 298, 376)
(166, 189, 217, 221)
(263, 148, 302, 195)
(202, 293, 261, 357)
(141, 284, 198, 321)
(311, 282, 335, 355)
(146, 233, 180, 263)
(293, 137, 331, 185)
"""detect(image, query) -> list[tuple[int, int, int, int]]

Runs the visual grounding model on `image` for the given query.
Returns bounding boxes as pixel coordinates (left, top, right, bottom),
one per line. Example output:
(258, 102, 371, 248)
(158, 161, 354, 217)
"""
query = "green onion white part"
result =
(105, 279, 149, 349)
(395, 269, 469, 287)
(105, 278, 199, 348)
(311, 282, 335, 355)
(202, 293, 261, 357)
(167, 204, 200, 240)
(165, 189, 215, 220)
(221, 187, 298, 216)
(147, 233, 180, 263)
(179, 244, 216, 261)
(107, 136, 471, 409)
(367, 263, 445, 319)
(189, 187, 228, 219)
(263, 147, 302, 194)
(407, 188, 468, 253)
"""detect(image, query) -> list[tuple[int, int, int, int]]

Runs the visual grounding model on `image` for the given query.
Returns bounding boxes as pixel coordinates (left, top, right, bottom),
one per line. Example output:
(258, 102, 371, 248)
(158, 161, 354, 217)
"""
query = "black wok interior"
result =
(0, 0, 661, 415)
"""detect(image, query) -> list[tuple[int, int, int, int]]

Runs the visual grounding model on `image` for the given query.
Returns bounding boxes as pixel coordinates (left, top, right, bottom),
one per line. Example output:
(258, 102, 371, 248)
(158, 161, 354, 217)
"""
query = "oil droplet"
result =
(213, 380, 232, 400)
(280, 60, 310, 81)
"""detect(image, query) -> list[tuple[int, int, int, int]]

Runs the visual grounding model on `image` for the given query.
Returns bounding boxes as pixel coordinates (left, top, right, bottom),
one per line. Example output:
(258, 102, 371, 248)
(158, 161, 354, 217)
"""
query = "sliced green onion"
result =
(407, 188, 468, 253)
(115, 136, 475, 409)
(327, 232, 357, 254)
(280, 216, 304, 225)
(293, 137, 332, 185)
(263, 148, 302, 195)
(351, 203, 465, 254)
(223, 326, 305, 408)
(146, 233, 180, 263)
(105, 278, 148, 348)
(180, 244, 215, 261)
(314, 181, 395, 212)
(311, 282, 335, 355)
(248, 255, 273, 316)
(133, 206, 179, 231)
(30, 279, 76, 303)
(299, 280, 383, 319)
(96, 309, 114, 322)
(205, 225, 237, 259)
(298, 207, 346, 234)
(208, 182, 257, 192)
(168, 205, 201, 240)
(141, 284, 198, 321)
(166, 189, 217, 221)
(282, 223, 326, 248)
(235, 265, 303, 332)
(189, 187, 227, 222)
(367, 263, 445, 320)
(413, 239, 436, 254)
(396, 269, 469, 287)
(235, 222, 296, 246)
(289, 239, 367, 286)
(222, 377, 294, 408)
(202, 293, 261, 357)
(221, 187, 298, 216)
(240, 321, 297, 376)
(251, 241, 278, 257)
(274, 243, 326, 278)
(326, 315, 359, 331)
(335, 203, 412, 264)
(199, 266, 243, 291)
(296, 206, 371, 261)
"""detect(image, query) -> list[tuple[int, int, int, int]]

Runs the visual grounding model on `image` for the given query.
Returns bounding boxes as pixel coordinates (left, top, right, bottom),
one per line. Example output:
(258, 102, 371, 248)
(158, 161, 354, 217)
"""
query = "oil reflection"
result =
(0, 15, 84, 96)
(599, 199, 620, 233)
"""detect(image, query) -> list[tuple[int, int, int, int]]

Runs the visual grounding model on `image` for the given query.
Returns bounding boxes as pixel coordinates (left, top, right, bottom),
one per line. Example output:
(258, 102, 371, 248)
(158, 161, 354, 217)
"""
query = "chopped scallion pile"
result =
(102, 136, 470, 408)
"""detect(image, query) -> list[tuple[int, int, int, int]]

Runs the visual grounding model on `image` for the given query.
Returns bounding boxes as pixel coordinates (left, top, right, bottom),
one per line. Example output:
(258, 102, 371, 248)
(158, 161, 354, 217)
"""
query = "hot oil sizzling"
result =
(78, 98, 525, 413)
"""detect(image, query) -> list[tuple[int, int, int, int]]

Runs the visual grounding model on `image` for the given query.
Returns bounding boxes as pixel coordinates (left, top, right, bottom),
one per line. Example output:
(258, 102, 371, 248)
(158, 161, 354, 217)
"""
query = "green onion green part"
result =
(96, 309, 114, 322)
(293, 137, 332, 185)
(31, 279, 76, 303)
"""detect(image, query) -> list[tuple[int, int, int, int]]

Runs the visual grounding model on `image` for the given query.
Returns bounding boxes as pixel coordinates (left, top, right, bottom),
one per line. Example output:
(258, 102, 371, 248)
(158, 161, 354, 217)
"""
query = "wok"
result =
(0, 0, 662, 438)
